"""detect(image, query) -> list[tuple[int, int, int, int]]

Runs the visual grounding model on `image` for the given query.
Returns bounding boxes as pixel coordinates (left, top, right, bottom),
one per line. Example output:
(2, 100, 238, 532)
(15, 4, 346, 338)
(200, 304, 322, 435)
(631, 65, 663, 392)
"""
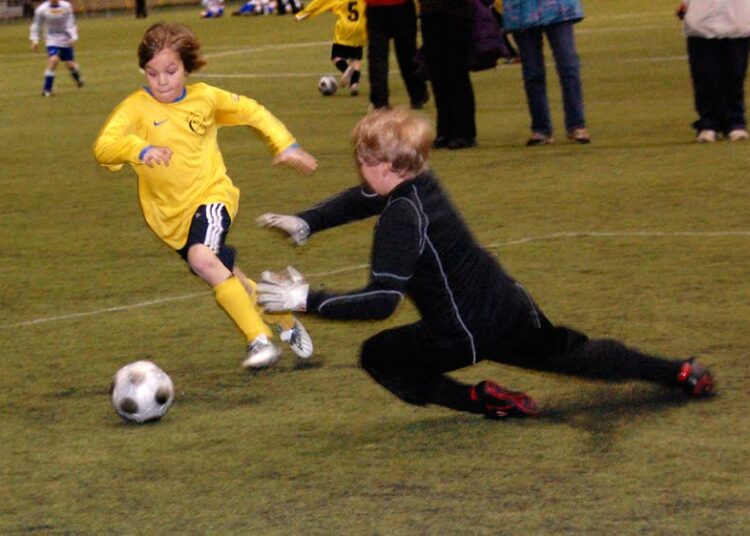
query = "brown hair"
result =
(137, 22, 207, 73)
(352, 107, 435, 177)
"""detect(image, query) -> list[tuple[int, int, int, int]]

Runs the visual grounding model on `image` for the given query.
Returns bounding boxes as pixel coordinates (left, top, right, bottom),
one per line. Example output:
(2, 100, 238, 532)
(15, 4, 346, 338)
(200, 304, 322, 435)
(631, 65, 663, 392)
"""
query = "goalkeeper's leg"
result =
(492, 285, 714, 395)
(359, 323, 527, 417)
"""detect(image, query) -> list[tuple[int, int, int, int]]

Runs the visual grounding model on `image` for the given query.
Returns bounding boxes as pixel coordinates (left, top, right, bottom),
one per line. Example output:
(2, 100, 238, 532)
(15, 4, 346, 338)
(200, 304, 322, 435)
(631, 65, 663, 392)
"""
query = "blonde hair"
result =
(352, 107, 435, 176)
(138, 22, 207, 73)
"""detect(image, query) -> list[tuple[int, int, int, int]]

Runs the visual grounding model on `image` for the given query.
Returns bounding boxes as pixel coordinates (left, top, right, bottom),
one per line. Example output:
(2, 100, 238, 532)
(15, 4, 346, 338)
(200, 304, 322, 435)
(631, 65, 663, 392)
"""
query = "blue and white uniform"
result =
(30, 0, 78, 49)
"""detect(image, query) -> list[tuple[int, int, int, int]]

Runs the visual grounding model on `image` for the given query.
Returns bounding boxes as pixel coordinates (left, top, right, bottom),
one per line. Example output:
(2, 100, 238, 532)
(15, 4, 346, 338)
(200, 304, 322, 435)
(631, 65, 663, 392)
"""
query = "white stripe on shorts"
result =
(204, 203, 225, 254)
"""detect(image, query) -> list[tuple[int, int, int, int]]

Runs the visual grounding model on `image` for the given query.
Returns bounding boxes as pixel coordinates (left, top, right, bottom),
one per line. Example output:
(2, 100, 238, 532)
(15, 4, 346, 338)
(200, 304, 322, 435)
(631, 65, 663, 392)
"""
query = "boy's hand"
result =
(676, 2, 687, 19)
(273, 146, 318, 175)
(142, 146, 173, 167)
(256, 213, 310, 245)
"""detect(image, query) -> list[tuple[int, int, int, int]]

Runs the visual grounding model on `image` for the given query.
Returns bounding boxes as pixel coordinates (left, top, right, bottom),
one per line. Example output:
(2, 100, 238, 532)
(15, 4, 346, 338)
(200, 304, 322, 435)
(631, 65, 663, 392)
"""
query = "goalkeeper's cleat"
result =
(243, 337, 281, 369)
(470, 380, 540, 419)
(278, 319, 313, 359)
(676, 358, 715, 396)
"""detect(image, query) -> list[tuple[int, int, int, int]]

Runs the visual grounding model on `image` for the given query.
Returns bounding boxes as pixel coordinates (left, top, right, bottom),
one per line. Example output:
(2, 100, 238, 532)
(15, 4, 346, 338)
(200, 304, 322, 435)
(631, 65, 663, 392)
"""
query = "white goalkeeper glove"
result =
(256, 213, 310, 246)
(257, 266, 310, 312)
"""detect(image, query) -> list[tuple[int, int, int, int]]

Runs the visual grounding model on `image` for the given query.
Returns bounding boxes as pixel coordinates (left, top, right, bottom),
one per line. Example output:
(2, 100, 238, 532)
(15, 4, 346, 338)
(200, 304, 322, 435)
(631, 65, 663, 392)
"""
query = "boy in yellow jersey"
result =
(296, 0, 367, 95)
(93, 22, 317, 369)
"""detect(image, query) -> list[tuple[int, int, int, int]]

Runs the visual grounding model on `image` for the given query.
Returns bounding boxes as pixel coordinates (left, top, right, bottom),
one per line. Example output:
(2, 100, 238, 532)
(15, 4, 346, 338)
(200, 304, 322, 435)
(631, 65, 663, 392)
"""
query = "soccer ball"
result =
(318, 75, 338, 96)
(110, 360, 174, 424)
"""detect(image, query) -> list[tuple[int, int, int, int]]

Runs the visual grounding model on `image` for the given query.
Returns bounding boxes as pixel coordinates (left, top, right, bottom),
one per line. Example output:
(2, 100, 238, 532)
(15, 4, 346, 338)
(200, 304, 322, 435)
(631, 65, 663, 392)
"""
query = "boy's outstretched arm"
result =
(273, 144, 318, 175)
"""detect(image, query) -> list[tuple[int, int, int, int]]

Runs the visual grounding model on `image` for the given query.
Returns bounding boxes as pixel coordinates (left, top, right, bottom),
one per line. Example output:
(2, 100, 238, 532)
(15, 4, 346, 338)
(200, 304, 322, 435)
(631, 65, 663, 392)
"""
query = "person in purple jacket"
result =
(503, 0, 590, 146)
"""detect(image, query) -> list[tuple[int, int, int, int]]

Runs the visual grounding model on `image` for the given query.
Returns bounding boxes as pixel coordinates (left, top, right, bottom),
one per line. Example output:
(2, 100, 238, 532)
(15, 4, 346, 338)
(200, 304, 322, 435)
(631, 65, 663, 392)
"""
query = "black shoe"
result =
(447, 137, 477, 150)
(471, 380, 540, 419)
(410, 95, 429, 110)
(676, 358, 715, 396)
(432, 135, 450, 149)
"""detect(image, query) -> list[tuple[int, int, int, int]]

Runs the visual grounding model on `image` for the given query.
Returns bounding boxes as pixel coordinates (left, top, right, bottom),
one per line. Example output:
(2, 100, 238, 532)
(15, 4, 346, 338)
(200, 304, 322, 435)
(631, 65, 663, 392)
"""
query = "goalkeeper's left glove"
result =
(257, 266, 309, 312)
(256, 213, 310, 246)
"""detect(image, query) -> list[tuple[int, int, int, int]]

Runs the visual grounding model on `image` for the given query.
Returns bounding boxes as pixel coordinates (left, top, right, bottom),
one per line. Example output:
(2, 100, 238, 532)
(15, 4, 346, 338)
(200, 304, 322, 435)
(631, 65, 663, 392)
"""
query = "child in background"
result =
(29, 0, 84, 97)
(93, 22, 317, 369)
(677, 0, 750, 142)
(200, 0, 225, 18)
(295, 0, 367, 96)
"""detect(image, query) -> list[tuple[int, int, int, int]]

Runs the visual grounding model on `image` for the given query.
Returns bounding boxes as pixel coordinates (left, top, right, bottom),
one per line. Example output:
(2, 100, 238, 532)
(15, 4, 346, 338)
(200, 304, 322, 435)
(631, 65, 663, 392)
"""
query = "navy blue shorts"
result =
(177, 203, 236, 271)
(331, 43, 363, 61)
(47, 46, 74, 61)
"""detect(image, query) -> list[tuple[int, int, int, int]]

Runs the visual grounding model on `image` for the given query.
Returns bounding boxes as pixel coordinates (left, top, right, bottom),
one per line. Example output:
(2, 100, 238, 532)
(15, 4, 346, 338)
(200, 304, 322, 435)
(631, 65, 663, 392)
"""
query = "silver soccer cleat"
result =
(279, 319, 313, 359)
(243, 338, 281, 369)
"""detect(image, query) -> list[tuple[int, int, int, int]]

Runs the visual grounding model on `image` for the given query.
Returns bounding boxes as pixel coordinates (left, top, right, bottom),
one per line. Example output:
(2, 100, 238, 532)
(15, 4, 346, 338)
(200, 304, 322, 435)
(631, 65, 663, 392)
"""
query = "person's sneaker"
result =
(470, 380, 540, 419)
(676, 358, 715, 396)
(526, 132, 553, 146)
(350, 83, 359, 96)
(76, 79, 84, 88)
(41, 90, 51, 97)
(410, 95, 429, 110)
(242, 337, 281, 369)
(432, 135, 450, 149)
(696, 129, 717, 143)
(728, 128, 749, 141)
(447, 137, 477, 150)
(567, 127, 591, 144)
(339, 64, 355, 88)
(278, 319, 313, 359)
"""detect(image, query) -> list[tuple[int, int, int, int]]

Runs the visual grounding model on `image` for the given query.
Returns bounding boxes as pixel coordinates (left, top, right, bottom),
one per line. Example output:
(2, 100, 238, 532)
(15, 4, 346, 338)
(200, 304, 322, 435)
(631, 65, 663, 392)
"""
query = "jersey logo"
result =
(187, 111, 208, 135)
(153, 119, 168, 127)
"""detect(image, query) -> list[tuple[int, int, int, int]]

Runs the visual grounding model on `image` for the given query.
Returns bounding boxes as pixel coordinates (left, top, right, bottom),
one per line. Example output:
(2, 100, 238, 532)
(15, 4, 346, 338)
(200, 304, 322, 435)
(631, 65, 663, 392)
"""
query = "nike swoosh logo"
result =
(153, 119, 168, 126)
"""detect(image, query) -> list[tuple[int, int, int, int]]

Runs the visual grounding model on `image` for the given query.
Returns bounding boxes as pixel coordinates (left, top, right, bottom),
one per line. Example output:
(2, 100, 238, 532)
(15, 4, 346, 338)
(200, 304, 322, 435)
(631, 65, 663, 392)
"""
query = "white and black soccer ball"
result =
(318, 75, 338, 96)
(110, 360, 174, 424)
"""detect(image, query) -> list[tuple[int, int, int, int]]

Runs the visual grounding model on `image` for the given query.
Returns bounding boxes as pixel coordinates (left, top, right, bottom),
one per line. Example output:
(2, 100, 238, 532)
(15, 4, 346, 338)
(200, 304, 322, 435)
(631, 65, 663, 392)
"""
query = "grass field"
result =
(1, 1, 750, 533)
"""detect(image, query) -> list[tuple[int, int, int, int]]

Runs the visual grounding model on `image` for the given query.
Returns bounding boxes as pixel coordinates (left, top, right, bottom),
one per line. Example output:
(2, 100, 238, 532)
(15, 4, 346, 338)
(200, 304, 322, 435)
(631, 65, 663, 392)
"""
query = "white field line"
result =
(2, 230, 748, 330)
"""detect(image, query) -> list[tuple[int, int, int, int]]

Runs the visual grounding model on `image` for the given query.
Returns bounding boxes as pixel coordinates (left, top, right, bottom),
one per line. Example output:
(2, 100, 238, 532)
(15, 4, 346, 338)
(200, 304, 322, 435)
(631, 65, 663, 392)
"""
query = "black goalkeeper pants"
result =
(359, 286, 683, 412)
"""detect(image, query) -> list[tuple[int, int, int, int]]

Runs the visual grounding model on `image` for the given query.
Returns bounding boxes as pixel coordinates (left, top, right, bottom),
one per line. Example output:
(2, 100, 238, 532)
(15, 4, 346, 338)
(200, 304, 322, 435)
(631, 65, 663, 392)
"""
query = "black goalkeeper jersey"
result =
(298, 172, 519, 355)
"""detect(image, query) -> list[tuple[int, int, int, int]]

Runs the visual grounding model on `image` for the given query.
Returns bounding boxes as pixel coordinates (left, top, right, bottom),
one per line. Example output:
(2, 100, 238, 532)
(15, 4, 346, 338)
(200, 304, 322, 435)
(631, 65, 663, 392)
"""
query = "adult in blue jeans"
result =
(503, 0, 590, 146)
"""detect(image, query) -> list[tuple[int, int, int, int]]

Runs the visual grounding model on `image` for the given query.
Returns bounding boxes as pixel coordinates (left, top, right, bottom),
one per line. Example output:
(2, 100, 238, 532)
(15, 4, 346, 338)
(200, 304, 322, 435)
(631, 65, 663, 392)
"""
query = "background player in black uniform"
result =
(256, 107, 715, 419)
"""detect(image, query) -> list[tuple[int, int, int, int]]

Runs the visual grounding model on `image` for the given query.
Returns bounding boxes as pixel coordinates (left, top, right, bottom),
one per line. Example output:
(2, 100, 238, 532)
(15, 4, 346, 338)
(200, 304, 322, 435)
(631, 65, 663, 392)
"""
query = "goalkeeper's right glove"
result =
(257, 266, 309, 312)
(256, 213, 310, 245)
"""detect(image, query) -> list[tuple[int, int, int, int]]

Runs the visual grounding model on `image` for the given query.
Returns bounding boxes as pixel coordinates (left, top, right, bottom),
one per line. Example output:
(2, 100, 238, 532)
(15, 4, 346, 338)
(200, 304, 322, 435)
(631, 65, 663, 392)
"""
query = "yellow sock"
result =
(242, 275, 296, 331)
(214, 276, 272, 342)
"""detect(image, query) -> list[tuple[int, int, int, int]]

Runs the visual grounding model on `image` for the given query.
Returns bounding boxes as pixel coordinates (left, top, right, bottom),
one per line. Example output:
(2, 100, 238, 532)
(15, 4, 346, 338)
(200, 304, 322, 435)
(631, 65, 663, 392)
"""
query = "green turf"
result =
(1, 1, 749, 533)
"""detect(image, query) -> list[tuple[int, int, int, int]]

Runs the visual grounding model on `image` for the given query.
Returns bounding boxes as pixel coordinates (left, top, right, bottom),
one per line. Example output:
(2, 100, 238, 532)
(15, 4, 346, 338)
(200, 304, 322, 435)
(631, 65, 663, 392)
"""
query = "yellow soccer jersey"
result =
(93, 82, 296, 250)
(296, 0, 367, 48)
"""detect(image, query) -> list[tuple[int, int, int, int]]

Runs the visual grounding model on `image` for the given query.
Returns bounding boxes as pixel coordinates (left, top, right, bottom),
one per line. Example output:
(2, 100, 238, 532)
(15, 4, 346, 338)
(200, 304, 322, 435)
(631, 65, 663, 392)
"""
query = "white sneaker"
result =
(339, 63, 355, 88)
(243, 337, 281, 369)
(279, 319, 313, 359)
(696, 129, 717, 143)
(728, 128, 749, 141)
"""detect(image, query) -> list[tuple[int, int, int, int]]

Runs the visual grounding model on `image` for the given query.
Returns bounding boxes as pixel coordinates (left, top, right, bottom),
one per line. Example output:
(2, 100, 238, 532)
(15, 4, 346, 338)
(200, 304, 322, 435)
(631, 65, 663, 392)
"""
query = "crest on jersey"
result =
(187, 111, 208, 135)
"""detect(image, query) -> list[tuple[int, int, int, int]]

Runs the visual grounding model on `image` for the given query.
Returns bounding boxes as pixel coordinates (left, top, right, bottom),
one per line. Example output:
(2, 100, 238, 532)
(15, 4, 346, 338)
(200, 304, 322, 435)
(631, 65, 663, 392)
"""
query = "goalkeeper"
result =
(257, 107, 715, 419)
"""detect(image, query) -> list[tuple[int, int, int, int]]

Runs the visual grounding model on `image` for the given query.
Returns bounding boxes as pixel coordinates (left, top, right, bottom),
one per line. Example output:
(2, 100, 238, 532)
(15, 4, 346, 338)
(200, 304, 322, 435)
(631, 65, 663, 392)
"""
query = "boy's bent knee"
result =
(187, 244, 231, 285)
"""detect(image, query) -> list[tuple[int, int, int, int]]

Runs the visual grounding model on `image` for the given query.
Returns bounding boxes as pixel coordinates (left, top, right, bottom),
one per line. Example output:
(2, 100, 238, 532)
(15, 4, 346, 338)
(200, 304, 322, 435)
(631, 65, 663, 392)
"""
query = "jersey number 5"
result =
(347, 1, 359, 21)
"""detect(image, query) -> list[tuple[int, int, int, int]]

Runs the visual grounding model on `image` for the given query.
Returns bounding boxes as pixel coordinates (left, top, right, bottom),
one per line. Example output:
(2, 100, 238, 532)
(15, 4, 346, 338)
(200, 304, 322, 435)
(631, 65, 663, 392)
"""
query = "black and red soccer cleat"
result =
(676, 358, 716, 396)
(470, 380, 540, 419)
